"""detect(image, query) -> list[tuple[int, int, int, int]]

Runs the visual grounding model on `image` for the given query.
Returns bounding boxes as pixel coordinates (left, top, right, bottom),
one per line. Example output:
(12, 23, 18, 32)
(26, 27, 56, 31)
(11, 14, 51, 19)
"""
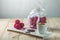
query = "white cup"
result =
(38, 24, 47, 34)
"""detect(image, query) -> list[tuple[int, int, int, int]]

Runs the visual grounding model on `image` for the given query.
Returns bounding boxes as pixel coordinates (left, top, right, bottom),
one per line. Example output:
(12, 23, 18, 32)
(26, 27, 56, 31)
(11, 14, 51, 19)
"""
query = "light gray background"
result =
(0, 0, 60, 18)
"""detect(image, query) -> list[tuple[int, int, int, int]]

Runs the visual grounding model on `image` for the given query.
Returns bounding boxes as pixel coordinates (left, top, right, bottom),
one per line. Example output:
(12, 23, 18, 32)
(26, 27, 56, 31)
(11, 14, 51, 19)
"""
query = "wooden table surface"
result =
(0, 18, 60, 40)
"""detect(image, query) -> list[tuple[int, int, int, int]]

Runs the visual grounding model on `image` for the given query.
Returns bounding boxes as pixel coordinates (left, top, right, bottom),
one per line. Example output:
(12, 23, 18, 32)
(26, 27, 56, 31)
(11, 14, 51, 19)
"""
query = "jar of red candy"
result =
(28, 8, 40, 29)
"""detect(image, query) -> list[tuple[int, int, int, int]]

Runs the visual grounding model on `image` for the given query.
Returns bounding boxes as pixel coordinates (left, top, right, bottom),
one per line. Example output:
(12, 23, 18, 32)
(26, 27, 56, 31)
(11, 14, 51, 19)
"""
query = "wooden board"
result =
(1, 18, 60, 40)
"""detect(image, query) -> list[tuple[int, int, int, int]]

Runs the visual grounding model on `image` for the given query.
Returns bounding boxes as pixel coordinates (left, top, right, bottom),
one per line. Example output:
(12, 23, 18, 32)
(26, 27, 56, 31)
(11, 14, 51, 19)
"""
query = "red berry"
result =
(30, 21, 35, 25)
(14, 24, 21, 29)
(34, 16, 38, 21)
(30, 16, 38, 25)
(30, 17, 34, 21)
(39, 16, 46, 23)
(33, 26, 37, 29)
(15, 19, 20, 24)
(20, 23, 24, 28)
(30, 25, 37, 29)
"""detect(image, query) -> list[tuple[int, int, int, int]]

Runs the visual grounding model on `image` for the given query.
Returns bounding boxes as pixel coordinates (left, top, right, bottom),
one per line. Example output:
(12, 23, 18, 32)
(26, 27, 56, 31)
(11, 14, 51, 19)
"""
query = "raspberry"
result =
(14, 19, 25, 30)
(15, 19, 20, 24)
(20, 23, 24, 28)
(30, 17, 34, 21)
(33, 26, 37, 29)
(30, 16, 38, 24)
(30, 16, 38, 22)
(39, 16, 46, 23)
(30, 26, 37, 29)
(30, 16, 38, 29)
(30, 21, 35, 25)
(14, 24, 21, 29)
(34, 16, 38, 21)
(14, 23, 25, 29)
